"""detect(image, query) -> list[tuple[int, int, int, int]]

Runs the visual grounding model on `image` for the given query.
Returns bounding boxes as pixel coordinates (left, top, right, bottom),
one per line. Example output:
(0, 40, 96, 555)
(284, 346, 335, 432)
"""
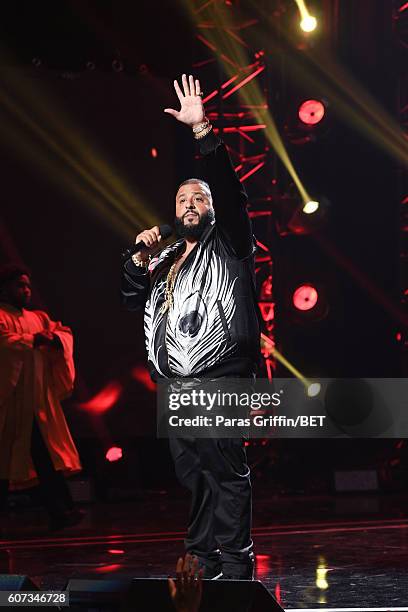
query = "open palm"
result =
(164, 74, 205, 127)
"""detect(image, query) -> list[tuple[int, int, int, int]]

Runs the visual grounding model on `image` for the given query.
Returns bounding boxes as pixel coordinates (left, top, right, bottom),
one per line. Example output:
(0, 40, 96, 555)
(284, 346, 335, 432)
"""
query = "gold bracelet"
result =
(132, 254, 151, 268)
(192, 118, 210, 134)
(194, 124, 213, 140)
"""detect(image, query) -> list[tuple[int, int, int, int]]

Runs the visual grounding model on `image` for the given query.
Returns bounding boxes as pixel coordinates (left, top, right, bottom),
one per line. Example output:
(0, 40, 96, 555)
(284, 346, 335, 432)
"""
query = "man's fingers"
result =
(174, 79, 184, 103)
(182, 73, 190, 97)
(164, 108, 179, 118)
(175, 556, 184, 588)
(136, 229, 160, 248)
(183, 553, 191, 582)
(195, 78, 201, 96)
(188, 74, 195, 96)
(167, 578, 176, 599)
(191, 556, 199, 577)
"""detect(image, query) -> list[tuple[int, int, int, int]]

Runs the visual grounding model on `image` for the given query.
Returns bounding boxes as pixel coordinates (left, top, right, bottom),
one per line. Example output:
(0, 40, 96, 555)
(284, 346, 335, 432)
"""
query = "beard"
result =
(174, 209, 215, 240)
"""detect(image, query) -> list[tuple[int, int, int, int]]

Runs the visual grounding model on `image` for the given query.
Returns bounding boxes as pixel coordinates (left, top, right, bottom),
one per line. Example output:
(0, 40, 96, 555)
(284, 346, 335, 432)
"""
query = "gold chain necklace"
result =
(160, 260, 179, 314)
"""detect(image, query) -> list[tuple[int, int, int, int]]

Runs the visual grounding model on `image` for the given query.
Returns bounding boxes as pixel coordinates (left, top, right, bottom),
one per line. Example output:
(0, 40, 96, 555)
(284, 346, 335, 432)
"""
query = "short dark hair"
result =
(177, 178, 212, 202)
(0, 263, 31, 290)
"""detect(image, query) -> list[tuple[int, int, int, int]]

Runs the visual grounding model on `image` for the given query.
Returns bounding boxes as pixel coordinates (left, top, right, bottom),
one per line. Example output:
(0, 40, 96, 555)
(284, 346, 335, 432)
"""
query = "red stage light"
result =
(108, 549, 125, 555)
(79, 381, 122, 414)
(151, 147, 158, 158)
(132, 365, 156, 391)
(293, 284, 319, 311)
(106, 446, 123, 462)
(298, 99, 325, 126)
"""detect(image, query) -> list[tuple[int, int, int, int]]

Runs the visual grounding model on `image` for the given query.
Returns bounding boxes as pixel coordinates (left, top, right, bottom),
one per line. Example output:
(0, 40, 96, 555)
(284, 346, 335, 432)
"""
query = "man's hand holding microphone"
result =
(122, 224, 173, 265)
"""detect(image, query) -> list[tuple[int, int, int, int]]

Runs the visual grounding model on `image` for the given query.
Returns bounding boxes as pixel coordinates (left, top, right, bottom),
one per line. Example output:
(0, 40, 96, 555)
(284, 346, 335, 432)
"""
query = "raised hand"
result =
(168, 554, 203, 612)
(164, 74, 205, 127)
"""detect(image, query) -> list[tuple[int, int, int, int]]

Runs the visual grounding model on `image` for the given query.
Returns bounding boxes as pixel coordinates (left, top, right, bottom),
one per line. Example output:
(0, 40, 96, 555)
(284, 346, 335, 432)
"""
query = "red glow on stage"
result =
(108, 549, 125, 554)
(106, 446, 123, 462)
(131, 365, 156, 391)
(399, 1, 408, 12)
(396, 332, 402, 341)
(222, 65, 265, 99)
(255, 554, 271, 578)
(298, 99, 325, 126)
(275, 582, 282, 604)
(151, 147, 158, 158)
(79, 382, 122, 413)
(94, 564, 122, 573)
(293, 284, 319, 311)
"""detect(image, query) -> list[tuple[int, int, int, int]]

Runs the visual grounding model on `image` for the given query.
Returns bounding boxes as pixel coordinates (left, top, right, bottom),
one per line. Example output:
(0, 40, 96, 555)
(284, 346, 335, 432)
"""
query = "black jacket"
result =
(121, 130, 260, 380)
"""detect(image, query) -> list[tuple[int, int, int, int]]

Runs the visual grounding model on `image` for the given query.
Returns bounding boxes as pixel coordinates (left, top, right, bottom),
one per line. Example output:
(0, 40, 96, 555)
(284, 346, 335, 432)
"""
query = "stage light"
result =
(112, 59, 124, 73)
(106, 446, 123, 462)
(300, 14, 317, 32)
(293, 284, 319, 311)
(303, 200, 320, 214)
(307, 382, 321, 397)
(79, 381, 122, 414)
(298, 99, 325, 126)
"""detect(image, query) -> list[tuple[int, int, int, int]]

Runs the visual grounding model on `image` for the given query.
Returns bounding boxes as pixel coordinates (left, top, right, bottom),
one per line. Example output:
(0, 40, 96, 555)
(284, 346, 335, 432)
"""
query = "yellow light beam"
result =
(183, 1, 312, 204)
(0, 115, 133, 237)
(261, 333, 311, 388)
(0, 58, 160, 233)
(252, 3, 408, 170)
(0, 87, 144, 231)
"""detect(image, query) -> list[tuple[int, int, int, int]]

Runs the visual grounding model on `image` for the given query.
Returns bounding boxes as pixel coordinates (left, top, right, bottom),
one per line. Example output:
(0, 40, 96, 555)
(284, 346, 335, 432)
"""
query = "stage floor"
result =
(1, 491, 408, 611)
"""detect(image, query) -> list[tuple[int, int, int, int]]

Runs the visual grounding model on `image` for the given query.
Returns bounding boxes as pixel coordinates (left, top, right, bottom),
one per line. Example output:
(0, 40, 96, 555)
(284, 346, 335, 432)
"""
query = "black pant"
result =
(0, 417, 74, 518)
(169, 436, 253, 576)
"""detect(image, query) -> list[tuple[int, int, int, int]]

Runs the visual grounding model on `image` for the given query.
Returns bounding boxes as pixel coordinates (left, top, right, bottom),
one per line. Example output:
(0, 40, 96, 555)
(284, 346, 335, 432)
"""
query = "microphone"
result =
(121, 224, 173, 260)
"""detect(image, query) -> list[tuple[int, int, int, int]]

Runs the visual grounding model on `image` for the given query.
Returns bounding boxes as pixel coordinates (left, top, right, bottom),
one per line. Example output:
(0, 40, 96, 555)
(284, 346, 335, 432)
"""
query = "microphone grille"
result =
(159, 224, 173, 240)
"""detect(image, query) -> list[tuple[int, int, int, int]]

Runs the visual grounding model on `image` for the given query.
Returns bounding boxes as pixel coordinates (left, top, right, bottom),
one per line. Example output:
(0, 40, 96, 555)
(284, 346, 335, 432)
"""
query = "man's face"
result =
(176, 183, 213, 225)
(1, 274, 32, 309)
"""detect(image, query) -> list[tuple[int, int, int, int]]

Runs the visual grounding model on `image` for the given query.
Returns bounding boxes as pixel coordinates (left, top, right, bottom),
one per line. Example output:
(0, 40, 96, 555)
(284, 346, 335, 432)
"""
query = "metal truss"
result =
(393, 0, 408, 372)
(192, 0, 277, 377)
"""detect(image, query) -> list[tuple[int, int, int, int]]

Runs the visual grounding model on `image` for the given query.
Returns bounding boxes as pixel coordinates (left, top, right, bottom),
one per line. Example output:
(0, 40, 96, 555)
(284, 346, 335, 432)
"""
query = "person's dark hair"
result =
(177, 178, 212, 202)
(0, 263, 31, 290)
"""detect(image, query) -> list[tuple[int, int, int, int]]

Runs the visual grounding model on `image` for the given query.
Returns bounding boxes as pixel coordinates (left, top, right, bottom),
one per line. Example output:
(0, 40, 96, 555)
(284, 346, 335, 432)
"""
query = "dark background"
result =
(0, 0, 406, 495)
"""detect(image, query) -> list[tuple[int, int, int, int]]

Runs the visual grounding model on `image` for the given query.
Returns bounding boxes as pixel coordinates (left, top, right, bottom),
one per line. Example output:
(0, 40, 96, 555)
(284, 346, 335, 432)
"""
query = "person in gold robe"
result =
(0, 263, 83, 530)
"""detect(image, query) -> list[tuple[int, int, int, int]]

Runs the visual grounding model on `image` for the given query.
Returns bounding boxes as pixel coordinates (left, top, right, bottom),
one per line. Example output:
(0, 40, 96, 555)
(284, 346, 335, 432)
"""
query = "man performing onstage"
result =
(121, 75, 260, 579)
(0, 264, 83, 530)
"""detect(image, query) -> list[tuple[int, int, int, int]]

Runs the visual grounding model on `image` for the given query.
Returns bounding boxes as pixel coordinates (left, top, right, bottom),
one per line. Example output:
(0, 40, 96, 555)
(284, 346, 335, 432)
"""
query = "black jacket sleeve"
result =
(121, 258, 150, 311)
(199, 130, 254, 259)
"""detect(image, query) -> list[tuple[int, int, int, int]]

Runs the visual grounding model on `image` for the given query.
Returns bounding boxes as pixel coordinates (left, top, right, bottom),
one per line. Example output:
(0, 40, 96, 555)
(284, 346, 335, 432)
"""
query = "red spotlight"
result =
(298, 99, 325, 126)
(79, 381, 122, 414)
(106, 446, 123, 462)
(293, 284, 318, 311)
